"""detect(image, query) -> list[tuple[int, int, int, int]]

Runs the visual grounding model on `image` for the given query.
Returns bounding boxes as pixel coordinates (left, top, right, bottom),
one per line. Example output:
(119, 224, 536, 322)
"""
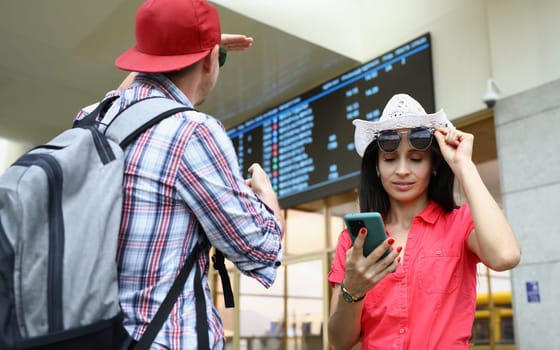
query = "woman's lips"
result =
(392, 181, 414, 191)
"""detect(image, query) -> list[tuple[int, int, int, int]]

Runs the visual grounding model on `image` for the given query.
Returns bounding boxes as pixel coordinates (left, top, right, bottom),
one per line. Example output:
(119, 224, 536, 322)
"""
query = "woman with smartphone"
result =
(327, 93, 521, 349)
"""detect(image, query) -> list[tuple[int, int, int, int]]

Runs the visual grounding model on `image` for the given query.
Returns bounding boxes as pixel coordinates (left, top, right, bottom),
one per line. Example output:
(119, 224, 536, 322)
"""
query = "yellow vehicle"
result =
(470, 291, 515, 350)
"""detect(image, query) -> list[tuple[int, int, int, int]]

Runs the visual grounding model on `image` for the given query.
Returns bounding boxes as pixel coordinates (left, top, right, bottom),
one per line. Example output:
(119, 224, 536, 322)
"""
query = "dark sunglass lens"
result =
(219, 47, 227, 67)
(378, 131, 401, 152)
(409, 128, 433, 150)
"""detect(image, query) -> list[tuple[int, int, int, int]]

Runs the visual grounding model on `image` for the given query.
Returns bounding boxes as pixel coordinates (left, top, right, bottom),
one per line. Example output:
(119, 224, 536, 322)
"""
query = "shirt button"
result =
(400, 328, 406, 334)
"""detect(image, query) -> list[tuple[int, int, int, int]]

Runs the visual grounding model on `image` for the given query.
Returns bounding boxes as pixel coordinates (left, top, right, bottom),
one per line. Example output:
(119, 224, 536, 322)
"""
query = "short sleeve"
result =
(455, 204, 475, 241)
(454, 203, 480, 264)
(327, 229, 353, 287)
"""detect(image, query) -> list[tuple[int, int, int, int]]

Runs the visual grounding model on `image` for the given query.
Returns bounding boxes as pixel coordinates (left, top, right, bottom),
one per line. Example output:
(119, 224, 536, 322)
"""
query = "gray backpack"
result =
(0, 97, 199, 349)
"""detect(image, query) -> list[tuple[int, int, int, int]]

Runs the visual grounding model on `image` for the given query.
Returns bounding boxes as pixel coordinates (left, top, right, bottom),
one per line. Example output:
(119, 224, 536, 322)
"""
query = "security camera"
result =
(483, 78, 500, 109)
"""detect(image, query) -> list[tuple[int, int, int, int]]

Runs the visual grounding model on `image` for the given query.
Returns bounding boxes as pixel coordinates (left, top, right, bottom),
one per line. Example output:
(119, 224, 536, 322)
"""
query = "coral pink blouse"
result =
(328, 202, 479, 349)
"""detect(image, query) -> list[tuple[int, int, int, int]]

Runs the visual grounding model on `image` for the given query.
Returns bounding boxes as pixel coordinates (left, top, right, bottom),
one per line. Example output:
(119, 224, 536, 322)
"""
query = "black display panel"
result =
(227, 33, 435, 208)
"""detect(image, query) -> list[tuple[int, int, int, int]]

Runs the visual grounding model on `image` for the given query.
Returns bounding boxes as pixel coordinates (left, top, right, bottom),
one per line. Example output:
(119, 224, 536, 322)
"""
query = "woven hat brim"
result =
(352, 109, 454, 157)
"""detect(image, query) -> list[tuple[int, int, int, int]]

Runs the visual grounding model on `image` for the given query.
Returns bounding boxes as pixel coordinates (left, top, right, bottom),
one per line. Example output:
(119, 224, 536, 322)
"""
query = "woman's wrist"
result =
(340, 282, 365, 303)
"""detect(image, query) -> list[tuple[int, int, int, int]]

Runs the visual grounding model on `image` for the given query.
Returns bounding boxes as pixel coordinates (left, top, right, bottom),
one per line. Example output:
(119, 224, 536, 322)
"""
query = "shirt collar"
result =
(135, 73, 194, 108)
(416, 201, 444, 225)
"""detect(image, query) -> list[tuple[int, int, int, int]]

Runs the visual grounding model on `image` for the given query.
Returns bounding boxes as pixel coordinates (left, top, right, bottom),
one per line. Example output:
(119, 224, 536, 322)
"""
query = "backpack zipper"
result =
(14, 154, 64, 333)
(0, 218, 20, 345)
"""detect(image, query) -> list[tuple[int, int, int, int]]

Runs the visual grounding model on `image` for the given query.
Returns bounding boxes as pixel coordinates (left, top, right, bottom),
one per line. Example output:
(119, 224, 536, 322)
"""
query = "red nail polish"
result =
(388, 238, 395, 245)
(397, 257, 401, 263)
(359, 228, 366, 235)
(396, 246, 403, 253)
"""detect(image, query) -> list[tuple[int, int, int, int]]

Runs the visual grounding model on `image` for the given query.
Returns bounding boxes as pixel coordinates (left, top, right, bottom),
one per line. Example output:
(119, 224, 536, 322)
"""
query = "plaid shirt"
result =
(75, 73, 282, 349)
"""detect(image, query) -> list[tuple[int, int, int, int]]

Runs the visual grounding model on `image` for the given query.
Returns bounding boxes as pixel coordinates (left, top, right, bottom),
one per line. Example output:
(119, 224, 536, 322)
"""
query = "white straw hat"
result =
(353, 93, 454, 157)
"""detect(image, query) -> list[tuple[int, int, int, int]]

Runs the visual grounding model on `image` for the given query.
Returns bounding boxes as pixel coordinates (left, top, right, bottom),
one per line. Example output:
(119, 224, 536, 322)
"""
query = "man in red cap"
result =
(74, 0, 284, 349)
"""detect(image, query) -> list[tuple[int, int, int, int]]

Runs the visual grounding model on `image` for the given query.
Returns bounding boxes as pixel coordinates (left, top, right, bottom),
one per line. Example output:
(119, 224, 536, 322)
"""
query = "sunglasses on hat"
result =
(219, 47, 227, 67)
(376, 127, 435, 153)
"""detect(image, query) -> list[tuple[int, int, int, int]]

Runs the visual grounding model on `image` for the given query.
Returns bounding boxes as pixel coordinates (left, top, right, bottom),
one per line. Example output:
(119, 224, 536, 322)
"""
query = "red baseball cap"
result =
(115, 0, 221, 73)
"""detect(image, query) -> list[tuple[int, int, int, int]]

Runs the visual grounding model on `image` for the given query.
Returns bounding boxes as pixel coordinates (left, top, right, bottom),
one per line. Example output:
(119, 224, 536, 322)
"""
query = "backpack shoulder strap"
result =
(212, 250, 235, 308)
(73, 95, 119, 128)
(134, 241, 206, 350)
(104, 97, 195, 148)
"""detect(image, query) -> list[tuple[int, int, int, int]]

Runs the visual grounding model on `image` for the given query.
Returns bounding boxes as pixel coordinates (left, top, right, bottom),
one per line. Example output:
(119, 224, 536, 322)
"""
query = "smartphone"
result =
(344, 212, 389, 258)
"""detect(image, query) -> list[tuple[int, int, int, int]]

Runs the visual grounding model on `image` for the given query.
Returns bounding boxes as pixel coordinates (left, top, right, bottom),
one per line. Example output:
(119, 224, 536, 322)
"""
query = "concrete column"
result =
(494, 78, 560, 349)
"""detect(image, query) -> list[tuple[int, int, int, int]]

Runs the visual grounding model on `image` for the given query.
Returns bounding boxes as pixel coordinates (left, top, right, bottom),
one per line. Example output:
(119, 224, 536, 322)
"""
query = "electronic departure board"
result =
(227, 33, 435, 208)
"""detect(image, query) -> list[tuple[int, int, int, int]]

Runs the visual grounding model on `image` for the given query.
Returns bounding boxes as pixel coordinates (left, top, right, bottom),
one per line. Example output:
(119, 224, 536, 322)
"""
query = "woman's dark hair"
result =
(359, 139, 457, 214)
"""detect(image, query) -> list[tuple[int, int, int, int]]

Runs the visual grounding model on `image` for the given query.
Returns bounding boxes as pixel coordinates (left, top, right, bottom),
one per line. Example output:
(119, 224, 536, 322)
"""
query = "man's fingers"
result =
(220, 34, 254, 51)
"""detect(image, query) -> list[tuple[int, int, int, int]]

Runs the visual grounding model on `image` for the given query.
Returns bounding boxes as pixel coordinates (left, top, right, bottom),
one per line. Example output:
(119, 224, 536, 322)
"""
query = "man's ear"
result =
(202, 45, 219, 72)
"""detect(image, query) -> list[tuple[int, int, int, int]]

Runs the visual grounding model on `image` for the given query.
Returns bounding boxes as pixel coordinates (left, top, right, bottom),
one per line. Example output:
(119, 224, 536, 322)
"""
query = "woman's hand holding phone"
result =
(352, 227, 395, 262)
(344, 212, 389, 258)
(342, 226, 401, 300)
